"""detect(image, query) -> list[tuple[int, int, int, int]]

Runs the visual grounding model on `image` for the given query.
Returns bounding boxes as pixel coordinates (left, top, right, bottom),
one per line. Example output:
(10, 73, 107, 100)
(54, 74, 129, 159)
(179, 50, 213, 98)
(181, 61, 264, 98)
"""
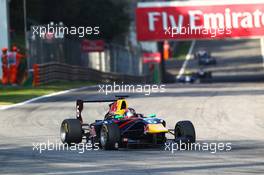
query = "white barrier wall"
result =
(0, 0, 9, 79)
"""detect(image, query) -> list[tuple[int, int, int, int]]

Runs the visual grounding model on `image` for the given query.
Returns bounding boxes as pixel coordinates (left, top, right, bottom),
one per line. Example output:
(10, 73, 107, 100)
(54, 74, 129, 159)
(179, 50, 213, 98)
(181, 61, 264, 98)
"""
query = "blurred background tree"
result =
(10, 0, 131, 43)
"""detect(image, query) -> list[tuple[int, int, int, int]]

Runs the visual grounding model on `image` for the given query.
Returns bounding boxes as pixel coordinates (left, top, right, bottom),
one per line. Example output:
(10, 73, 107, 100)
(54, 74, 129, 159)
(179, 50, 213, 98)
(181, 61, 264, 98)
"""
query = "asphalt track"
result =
(191, 39, 264, 82)
(1, 38, 264, 174)
(167, 39, 264, 82)
(0, 82, 264, 175)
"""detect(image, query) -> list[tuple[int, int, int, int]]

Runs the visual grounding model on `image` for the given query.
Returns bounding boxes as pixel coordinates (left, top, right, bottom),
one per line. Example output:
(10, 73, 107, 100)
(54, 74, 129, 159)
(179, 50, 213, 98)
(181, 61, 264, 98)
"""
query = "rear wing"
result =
(76, 95, 129, 123)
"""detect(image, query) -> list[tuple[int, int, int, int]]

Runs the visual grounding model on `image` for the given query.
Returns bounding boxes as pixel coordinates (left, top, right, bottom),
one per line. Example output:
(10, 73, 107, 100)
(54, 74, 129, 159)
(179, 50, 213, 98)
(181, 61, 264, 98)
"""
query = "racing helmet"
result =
(125, 110, 134, 117)
(114, 99, 128, 115)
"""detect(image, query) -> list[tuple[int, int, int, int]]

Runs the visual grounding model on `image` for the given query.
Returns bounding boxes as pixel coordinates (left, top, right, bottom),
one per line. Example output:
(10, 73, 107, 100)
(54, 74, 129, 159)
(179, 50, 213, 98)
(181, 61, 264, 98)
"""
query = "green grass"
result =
(172, 41, 192, 60)
(0, 81, 94, 105)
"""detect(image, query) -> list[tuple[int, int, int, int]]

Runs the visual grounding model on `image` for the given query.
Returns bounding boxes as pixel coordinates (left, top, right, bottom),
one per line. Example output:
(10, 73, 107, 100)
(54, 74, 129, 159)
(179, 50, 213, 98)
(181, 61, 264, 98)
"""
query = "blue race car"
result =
(60, 96, 196, 150)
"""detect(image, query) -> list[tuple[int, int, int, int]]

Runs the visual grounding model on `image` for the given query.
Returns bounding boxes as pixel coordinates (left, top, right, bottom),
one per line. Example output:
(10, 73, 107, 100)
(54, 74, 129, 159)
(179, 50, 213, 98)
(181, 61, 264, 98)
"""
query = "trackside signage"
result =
(136, 1, 264, 41)
(142, 53, 161, 63)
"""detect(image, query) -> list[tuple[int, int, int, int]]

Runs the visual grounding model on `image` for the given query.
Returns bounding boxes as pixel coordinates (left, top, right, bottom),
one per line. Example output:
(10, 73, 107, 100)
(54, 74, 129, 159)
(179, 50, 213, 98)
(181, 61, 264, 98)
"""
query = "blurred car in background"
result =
(177, 69, 212, 83)
(195, 69, 212, 83)
(176, 72, 196, 83)
(195, 50, 216, 65)
(196, 69, 212, 79)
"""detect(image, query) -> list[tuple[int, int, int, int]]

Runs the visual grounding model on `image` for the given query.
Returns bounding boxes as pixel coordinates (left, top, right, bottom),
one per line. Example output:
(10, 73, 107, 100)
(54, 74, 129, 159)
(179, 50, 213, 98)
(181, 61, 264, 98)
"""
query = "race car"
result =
(194, 69, 213, 83)
(176, 72, 197, 83)
(60, 95, 196, 150)
(195, 50, 216, 65)
(176, 70, 212, 83)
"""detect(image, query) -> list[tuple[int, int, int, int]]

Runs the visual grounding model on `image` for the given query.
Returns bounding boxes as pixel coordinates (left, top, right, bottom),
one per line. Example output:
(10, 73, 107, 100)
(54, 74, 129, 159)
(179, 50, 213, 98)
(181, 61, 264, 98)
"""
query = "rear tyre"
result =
(100, 123, 120, 150)
(60, 119, 82, 145)
(174, 120, 196, 143)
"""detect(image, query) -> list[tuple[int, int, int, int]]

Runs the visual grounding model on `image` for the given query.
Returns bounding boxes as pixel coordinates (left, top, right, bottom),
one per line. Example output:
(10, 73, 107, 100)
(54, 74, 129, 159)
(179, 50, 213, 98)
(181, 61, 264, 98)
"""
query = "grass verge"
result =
(0, 81, 94, 105)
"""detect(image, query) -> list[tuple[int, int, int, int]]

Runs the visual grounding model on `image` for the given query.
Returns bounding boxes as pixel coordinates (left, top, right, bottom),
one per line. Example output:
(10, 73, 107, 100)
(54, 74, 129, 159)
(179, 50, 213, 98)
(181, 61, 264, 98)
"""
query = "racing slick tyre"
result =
(60, 119, 82, 145)
(174, 120, 196, 144)
(100, 123, 120, 150)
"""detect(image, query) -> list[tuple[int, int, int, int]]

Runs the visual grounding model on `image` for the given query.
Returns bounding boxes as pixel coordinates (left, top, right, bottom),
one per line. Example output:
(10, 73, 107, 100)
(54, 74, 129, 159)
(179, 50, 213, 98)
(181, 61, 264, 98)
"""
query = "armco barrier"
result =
(33, 62, 150, 85)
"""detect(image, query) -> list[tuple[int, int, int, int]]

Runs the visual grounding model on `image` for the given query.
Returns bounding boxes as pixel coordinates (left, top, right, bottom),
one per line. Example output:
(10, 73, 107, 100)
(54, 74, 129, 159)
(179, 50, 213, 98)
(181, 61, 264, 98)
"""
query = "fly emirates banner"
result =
(136, 1, 264, 41)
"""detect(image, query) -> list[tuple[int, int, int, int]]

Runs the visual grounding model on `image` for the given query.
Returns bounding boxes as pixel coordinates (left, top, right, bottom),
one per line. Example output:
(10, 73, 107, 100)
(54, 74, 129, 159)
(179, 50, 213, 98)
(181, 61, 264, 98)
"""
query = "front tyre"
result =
(100, 123, 120, 150)
(174, 120, 196, 143)
(60, 119, 82, 145)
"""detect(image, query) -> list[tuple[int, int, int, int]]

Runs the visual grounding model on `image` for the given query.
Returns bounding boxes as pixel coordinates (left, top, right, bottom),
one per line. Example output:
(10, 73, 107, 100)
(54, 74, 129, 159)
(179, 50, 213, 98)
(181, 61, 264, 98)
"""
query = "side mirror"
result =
(148, 114, 156, 118)
(76, 100, 84, 122)
(114, 115, 124, 119)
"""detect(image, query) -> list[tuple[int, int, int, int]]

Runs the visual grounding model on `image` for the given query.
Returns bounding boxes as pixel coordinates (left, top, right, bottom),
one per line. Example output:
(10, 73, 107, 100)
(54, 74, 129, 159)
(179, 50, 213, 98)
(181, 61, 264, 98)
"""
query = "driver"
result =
(114, 108, 136, 119)
(123, 109, 135, 119)
(105, 99, 137, 119)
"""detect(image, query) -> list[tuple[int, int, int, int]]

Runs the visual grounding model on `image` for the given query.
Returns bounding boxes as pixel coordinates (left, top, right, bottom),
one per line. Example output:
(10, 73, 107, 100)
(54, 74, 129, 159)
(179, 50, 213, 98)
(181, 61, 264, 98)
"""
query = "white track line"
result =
(39, 170, 101, 175)
(0, 86, 95, 110)
(176, 40, 196, 79)
(261, 38, 264, 68)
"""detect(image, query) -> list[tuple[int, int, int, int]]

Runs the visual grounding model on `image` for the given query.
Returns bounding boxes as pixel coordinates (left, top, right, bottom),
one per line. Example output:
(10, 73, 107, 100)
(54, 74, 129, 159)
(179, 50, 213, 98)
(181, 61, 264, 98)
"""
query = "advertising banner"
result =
(136, 1, 264, 41)
(81, 40, 105, 52)
(142, 52, 161, 63)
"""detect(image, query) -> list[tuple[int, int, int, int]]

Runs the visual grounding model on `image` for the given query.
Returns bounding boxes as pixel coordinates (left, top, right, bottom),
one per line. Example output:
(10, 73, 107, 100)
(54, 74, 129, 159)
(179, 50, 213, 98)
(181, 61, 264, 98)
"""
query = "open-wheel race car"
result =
(60, 95, 196, 150)
(195, 50, 217, 65)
